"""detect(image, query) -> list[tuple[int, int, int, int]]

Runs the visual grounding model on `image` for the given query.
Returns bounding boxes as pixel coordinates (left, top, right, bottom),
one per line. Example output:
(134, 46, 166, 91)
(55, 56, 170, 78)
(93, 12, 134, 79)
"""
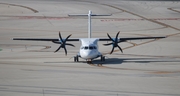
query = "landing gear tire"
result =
(74, 55, 79, 62)
(101, 55, 105, 61)
(86, 59, 92, 64)
(74, 56, 76, 62)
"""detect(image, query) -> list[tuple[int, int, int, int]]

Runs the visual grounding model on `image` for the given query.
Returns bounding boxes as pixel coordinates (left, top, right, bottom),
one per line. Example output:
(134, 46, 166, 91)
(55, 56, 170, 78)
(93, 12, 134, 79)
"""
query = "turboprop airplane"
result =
(13, 10, 165, 63)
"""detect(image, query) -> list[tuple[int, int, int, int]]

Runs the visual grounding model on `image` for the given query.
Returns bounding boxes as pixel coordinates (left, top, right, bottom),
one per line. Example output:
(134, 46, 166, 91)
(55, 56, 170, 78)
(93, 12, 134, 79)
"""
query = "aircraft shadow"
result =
(44, 57, 180, 65)
(92, 57, 180, 65)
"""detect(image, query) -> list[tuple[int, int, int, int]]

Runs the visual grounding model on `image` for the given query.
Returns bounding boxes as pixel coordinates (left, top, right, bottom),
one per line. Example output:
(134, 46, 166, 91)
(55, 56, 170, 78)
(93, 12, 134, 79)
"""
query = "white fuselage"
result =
(71, 10, 105, 60)
(79, 38, 100, 59)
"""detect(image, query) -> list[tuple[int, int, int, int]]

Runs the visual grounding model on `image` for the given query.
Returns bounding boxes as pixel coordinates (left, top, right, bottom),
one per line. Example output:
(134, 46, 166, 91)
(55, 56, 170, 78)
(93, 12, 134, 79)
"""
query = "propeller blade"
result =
(64, 47, 67, 55)
(103, 43, 113, 46)
(107, 33, 114, 41)
(66, 43, 75, 47)
(54, 46, 61, 53)
(116, 31, 120, 38)
(110, 46, 115, 54)
(115, 31, 120, 42)
(52, 41, 62, 44)
(117, 45, 123, 53)
(65, 34, 72, 42)
(59, 31, 63, 42)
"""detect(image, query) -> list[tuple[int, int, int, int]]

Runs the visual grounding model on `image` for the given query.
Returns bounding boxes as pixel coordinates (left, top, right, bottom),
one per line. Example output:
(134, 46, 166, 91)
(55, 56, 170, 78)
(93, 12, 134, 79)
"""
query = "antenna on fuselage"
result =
(68, 10, 111, 38)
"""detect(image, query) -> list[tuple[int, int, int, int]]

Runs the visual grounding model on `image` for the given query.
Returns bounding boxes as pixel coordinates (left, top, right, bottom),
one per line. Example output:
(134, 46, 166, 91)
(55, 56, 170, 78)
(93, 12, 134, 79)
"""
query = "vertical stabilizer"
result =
(68, 11, 111, 38)
(88, 10, 92, 38)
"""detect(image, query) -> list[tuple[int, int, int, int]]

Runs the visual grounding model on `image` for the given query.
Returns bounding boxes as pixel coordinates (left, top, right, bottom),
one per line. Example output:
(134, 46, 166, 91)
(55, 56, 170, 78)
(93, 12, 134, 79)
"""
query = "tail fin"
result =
(68, 10, 111, 38)
(88, 10, 92, 38)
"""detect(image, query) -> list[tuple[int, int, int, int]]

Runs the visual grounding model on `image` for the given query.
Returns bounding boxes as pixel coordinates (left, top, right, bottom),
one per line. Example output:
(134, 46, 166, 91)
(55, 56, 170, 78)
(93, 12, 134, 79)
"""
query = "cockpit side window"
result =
(89, 46, 93, 50)
(93, 46, 96, 49)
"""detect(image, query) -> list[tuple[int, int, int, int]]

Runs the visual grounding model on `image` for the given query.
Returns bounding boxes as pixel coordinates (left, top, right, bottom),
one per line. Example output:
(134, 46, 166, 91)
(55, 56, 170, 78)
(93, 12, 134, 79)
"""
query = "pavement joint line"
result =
(0, 3, 38, 13)
(1, 15, 180, 21)
(168, 7, 180, 13)
(102, 4, 180, 30)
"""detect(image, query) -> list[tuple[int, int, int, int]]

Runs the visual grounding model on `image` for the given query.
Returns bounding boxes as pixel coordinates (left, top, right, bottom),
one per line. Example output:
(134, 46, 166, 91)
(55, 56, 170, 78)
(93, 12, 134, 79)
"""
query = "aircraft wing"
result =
(13, 36, 165, 42)
(13, 38, 59, 41)
(13, 32, 79, 42)
(99, 36, 166, 42)
(12, 33, 166, 55)
(13, 38, 79, 41)
(99, 35, 166, 54)
(13, 37, 79, 55)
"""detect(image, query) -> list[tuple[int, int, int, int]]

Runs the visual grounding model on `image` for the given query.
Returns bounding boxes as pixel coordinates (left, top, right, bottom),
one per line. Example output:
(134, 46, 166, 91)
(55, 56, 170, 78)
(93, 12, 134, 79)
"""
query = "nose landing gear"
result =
(74, 55, 105, 63)
(87, 59, 92, 64)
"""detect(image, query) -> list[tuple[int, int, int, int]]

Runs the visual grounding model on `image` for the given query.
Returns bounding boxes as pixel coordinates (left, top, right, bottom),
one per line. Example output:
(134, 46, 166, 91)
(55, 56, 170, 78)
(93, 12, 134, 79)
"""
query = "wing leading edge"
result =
(13, 36, 165, 42)
(13, 38, 79, 41)
(99, 36, 166, 42)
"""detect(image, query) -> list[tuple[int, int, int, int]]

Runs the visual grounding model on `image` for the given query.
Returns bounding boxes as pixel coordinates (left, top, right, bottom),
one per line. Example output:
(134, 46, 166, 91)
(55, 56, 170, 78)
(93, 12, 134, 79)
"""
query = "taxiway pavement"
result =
(0, 0, 180, 96)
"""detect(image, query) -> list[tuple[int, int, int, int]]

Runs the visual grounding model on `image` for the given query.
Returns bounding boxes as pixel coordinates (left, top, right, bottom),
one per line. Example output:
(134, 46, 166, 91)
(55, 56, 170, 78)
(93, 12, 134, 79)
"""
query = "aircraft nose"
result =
(81, 51, 95, 59)
(83, 51, 91, 57)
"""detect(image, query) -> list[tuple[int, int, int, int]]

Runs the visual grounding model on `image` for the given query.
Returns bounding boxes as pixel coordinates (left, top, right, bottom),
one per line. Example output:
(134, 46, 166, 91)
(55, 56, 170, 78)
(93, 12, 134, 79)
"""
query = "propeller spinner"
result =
(103, 31, 123, 54)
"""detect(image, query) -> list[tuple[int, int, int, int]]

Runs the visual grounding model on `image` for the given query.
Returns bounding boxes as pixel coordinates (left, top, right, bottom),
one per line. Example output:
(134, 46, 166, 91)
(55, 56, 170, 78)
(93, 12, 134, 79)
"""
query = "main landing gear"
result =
(74, 55, 79, 62)
(101, 55, 105, 61)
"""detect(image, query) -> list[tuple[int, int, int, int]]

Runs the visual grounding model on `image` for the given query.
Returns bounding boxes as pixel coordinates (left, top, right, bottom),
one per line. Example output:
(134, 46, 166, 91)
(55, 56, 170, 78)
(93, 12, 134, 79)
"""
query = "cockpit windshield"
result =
(89, 46, 93, 50)
(81, 46, 97, 50)
(84, 46, 88, 49)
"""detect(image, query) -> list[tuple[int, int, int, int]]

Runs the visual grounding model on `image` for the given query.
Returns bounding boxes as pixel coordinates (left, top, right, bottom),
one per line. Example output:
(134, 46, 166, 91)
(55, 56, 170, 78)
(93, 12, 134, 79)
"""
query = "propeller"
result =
(103, 31, 123, 54)
(52, 32, 75, 55)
